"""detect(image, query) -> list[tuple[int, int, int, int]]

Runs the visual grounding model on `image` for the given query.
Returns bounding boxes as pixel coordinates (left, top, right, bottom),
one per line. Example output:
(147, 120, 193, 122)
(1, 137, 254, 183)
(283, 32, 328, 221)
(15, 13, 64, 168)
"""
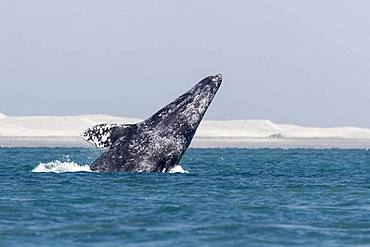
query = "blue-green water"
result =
(1, 148, 370, 246)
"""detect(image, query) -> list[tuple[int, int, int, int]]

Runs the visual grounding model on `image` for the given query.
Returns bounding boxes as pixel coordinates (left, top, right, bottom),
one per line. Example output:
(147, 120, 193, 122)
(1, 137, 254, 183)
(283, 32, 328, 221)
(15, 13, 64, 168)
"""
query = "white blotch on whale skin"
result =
(82, 123, 121, 148)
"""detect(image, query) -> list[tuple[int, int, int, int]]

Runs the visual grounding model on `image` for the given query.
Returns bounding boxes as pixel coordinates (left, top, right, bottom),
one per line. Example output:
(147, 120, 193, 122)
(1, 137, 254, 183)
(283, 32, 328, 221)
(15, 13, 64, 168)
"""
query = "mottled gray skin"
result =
(88, 74, 222, 172)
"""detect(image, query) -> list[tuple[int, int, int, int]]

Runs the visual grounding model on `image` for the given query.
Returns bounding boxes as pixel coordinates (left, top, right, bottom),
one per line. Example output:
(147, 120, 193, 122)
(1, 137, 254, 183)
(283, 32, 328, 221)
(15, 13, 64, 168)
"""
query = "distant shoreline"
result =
(1, 114, 370, 148)
(1, 137, 370, 149)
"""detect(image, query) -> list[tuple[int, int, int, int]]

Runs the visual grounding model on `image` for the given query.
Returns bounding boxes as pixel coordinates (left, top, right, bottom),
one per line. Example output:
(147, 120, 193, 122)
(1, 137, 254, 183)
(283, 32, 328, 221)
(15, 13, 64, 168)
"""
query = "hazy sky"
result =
(1, 1, 370, 127)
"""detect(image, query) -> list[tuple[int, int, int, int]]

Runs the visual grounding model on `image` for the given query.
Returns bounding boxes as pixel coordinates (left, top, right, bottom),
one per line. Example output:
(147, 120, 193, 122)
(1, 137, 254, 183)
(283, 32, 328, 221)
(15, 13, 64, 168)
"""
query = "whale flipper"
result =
(82, 123, 135, 148)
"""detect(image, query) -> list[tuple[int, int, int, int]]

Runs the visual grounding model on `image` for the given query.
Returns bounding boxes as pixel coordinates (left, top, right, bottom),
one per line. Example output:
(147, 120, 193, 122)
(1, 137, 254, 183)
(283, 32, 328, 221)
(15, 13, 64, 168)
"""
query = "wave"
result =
(32, 160, 188, 174)
(168, 165, 189, 174)
(32, 160, 92, 173)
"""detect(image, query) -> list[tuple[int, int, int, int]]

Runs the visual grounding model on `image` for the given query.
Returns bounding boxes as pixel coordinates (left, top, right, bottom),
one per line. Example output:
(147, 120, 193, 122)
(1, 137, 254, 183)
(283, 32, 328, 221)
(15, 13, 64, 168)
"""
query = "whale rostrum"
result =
(82, 74, 222, 172)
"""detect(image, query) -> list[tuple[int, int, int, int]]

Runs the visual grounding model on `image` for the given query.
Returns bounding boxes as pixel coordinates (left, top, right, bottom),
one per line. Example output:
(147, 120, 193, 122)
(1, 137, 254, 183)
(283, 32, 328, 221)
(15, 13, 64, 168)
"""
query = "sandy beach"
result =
(1, 136, 370, 149)
(1, 113, 370, 148)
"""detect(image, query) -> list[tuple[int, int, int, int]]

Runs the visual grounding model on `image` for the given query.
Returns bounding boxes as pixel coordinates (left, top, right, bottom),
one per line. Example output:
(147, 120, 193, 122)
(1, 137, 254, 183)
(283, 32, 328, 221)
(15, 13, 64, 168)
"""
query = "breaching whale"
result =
(82, 74, 222, 172)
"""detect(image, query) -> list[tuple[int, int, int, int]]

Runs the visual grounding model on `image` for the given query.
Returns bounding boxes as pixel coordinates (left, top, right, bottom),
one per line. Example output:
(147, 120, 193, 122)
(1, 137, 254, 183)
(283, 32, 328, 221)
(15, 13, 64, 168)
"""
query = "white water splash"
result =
(32, 160, 92, 173)
(32, 160, 188, 174)
(168, 165, 189, 174)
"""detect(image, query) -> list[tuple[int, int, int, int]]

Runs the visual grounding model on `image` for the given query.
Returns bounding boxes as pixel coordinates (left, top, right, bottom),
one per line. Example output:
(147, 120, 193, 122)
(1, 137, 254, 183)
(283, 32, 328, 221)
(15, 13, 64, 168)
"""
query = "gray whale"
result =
(82, 74, 222, 172)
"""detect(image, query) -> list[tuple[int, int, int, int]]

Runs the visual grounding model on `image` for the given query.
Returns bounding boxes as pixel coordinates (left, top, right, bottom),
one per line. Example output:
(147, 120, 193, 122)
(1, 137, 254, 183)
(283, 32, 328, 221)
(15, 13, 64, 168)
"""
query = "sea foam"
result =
(32, 160, 92, 173)
(168, 165, 189, 174)
(32, 160, 188, 173)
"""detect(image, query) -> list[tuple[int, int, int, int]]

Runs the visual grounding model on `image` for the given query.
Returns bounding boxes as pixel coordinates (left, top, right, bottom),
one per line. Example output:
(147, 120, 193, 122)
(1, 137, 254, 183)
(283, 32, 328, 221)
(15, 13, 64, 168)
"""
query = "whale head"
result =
(184, 74, 222, 120)
(146, 74, 222, 130)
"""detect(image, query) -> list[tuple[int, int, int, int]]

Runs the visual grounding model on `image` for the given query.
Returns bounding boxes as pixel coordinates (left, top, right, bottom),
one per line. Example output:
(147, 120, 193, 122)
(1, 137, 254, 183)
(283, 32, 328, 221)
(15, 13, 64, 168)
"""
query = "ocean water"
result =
(1, 148, 370, 246)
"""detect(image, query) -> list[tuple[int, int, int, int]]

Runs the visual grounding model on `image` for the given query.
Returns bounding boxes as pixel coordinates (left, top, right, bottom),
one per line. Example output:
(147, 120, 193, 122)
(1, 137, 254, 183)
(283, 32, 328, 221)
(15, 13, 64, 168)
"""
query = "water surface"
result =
(1, 148, 370, 246)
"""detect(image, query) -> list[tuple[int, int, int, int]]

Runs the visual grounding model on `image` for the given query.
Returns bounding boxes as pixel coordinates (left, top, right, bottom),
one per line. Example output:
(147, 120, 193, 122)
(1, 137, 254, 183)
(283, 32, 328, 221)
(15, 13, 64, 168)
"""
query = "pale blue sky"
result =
(1, 1, 370, 127)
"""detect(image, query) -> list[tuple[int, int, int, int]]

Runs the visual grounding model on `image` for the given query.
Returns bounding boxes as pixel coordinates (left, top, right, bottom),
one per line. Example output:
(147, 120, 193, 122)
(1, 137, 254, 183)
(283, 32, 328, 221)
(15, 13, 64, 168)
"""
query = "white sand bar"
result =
(1, 113, 370, 148)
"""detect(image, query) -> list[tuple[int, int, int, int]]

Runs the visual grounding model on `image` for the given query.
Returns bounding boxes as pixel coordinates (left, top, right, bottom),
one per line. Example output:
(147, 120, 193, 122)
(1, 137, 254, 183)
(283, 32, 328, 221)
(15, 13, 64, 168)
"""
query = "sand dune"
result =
(198, 120, 370, 139)
(1, 113, 370, 148)
(0, 114, 140, 137)
(0, 113, 370, 139)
